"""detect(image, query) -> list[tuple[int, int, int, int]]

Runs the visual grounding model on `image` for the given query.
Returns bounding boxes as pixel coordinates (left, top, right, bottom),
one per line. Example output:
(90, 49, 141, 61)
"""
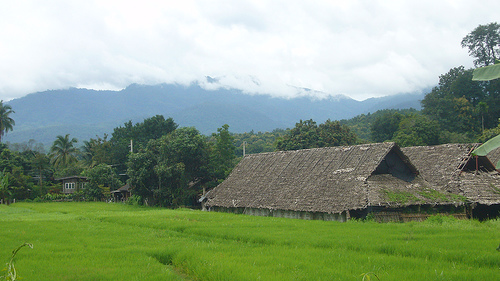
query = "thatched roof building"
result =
(402, 144, 500, 219)
(204, 142, 464, 221)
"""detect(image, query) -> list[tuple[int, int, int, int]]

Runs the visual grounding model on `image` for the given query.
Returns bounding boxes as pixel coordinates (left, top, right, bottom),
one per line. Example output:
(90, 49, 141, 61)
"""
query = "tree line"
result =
(0, 22, 499, 207)
(0, 115, 240, 206)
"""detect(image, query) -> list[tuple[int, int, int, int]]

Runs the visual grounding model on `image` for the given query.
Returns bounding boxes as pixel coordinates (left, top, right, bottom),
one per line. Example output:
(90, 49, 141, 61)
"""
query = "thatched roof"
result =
(402, 144, 500, 205)
(111, 183, 131, 194)
(55, 176, 88, 181)
(205, 142, 458, 214)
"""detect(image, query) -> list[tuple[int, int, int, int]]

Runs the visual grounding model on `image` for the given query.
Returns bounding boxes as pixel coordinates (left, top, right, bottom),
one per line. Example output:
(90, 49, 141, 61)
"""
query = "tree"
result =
(82, 134, 113, 167)
(318, 120, 357, 147)
(0, 169, 11, 204)
(275, 119, 320, 151)
(232, 129, 288, 156)
(421, 66, 483, 136)
(207, 124, 237, 187)
(111, 116, 178, 173)
(127, 127, 208, 207)
(370, 111, 404, 142)
(276, 119, 357, 151)
(126, 151, 156, 204)
(50, 134, 79, 168)
(461, 22, 500, 67)
(0, 100, 15, 143)
(82, 164, 123, 201)
(31, 152, 51, 187)
(477, 119, 500, 143)
(392, 114, 440, 147)
(477, 101, 489, 133)
(136, 115, 178, 143)
(0, 144, 33, 200)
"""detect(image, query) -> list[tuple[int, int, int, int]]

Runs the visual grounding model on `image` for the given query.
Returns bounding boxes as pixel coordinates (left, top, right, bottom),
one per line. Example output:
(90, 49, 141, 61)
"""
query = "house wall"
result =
(62, 179, 87, 194)
(208, 206, 348, 222)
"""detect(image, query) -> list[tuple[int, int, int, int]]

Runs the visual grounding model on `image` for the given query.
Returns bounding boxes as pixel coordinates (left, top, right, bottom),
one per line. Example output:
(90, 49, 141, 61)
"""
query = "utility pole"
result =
(243, 141, 246, 157)
(130, 139, 133, 153)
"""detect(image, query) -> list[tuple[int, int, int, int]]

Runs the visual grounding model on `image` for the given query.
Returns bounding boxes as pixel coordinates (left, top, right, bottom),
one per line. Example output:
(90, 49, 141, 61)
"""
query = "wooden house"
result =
(203, 142, 465, 222)
(57, 176, 88, 194)
(111, 183, 131, 202)
(402, 144, 500, 220)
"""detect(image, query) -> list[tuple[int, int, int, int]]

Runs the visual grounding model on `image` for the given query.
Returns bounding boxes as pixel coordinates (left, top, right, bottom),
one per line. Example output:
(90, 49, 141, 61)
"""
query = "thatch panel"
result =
(366, 174, 459, 207)
(458, 172, 500, 205)
(402, 144, 476, 186)
(250, 151, 305, 209)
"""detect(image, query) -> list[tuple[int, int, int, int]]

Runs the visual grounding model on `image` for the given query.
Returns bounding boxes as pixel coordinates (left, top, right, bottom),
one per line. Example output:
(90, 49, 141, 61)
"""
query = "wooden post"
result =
(475, 155, 479, 174)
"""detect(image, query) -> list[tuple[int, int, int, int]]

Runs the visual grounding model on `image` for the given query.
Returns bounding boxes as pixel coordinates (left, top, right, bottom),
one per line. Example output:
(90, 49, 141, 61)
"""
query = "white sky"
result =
(0, 0, 498, 101)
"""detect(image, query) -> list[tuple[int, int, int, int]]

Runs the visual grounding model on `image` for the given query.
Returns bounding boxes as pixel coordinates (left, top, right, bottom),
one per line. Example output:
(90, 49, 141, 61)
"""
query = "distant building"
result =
(111, 183, 131, 202)
(56, 176, 88, 194)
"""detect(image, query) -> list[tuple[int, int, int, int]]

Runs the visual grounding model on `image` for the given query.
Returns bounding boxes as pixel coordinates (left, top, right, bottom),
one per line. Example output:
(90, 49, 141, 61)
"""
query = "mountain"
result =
(4, 83, 425, 147)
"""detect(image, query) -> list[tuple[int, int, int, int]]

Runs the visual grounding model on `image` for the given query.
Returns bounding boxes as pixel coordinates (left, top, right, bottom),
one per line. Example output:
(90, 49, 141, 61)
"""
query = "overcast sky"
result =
(1, 1, 499, 101)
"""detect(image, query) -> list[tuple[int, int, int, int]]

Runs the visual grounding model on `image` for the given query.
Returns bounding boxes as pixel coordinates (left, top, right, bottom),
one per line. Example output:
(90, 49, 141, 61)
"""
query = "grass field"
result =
(0, 202, 499, 280)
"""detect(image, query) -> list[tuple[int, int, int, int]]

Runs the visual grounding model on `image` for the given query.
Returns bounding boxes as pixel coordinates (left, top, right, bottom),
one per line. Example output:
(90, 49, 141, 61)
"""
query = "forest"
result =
(0, 22, 499, 208)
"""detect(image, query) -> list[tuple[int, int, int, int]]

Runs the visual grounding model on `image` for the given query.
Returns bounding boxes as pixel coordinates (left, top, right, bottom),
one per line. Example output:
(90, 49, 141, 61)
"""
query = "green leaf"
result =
(472, 134, 500, 156)
(472, 64, 500, 81)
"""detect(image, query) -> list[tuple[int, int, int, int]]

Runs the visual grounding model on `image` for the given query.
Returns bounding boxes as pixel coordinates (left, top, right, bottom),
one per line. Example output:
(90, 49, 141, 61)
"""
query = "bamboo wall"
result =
(209, 206, 348, 222)
(373, 211, 468, 223)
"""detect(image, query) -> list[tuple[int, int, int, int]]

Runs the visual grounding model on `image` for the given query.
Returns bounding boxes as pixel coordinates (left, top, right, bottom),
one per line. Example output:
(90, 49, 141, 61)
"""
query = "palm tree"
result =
(50, 134, 79, 168)
(81, 140, 95, 167)
(0, 100, 15, 143)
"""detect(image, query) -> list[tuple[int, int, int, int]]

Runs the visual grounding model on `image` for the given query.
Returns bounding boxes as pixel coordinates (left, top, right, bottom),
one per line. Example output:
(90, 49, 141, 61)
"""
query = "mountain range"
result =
(4, 83, 426, 147)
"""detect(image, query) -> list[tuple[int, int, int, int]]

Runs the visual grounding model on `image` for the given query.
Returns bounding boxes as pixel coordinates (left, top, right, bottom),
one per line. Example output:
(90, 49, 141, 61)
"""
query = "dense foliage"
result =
(127, 127, 209, 207)
(82, 164, 123, 201)
(276, 119, 357, 151)
(232, 129, 288, 156)
(110, 115, 178, 173)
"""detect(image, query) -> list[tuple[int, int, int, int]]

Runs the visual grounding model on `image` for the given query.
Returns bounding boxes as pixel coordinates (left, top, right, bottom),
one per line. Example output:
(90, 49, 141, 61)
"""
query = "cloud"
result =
(1, 0, 499, 101)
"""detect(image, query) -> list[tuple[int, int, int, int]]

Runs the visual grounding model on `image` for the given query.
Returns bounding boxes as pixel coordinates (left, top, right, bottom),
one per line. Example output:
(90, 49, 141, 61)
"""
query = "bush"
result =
(126, 195, 143, 206)
(425, 214, 458, 224)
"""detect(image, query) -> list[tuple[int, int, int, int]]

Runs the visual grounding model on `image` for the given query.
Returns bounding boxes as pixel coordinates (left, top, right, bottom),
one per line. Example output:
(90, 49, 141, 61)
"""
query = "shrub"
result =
(425, 214, 458, 224)
(126, 195, 143, 206)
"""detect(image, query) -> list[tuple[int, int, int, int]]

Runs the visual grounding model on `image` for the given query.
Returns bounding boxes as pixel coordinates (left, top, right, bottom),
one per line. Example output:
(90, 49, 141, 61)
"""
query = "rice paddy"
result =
(0, 202, 499, 280)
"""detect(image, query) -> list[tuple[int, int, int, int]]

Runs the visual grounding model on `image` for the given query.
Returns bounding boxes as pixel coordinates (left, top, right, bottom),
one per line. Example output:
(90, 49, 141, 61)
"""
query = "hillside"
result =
(4, 83, 425, 146)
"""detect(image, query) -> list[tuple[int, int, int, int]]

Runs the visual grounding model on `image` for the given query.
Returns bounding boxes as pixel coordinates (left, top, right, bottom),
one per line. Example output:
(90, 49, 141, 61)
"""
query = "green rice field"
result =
(0, 202, 499, 280)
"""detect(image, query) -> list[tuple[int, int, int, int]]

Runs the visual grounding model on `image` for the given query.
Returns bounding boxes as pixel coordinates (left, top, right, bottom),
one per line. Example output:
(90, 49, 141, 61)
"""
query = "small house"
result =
(56, 176, 88, 194)
(203, 142, 464, 222)
(111, 183, 131, 202)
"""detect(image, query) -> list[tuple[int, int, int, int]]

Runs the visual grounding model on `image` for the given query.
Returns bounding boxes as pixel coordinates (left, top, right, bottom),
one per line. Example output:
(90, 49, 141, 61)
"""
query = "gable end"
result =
(372, 146, 417, 182)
